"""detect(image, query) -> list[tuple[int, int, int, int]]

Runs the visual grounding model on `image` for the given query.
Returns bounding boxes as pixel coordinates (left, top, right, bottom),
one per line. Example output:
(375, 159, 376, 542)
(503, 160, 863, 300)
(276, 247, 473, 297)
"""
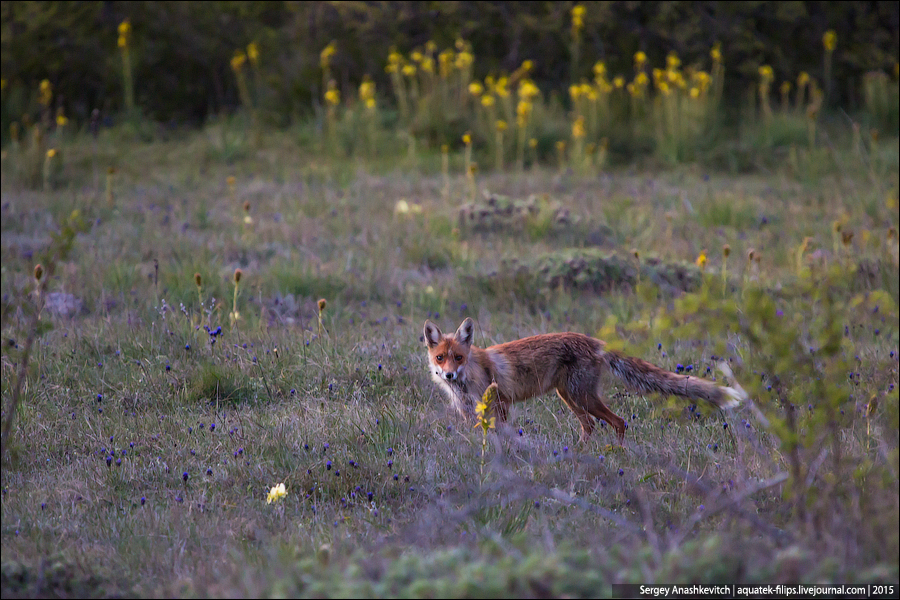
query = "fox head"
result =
(423, 317, 475, 384)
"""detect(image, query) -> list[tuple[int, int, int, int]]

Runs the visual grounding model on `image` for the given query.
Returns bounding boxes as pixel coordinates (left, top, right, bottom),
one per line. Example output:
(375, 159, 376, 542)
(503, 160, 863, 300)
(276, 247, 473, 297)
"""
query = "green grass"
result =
(1, 116, 898, 598)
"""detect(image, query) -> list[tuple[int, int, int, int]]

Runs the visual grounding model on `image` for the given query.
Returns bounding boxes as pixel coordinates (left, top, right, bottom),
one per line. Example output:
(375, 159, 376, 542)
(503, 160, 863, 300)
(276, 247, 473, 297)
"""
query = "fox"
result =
(423, 317, 746, 443)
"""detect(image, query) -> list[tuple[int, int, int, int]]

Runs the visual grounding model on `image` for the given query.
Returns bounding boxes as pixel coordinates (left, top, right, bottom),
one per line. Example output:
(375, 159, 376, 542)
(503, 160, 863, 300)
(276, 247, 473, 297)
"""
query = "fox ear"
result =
(454, 317, 475, 347)
(423, 320, 443, 348)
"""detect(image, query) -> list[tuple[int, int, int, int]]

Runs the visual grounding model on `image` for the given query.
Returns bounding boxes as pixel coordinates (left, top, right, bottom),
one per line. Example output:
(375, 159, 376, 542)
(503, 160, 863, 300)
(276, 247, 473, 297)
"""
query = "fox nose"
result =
(443, 371, 456, 381)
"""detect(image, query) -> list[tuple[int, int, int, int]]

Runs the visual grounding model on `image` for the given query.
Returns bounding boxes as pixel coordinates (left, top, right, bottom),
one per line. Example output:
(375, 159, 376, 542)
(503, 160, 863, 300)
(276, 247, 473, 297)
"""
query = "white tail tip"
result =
(718, 361, 747, 408)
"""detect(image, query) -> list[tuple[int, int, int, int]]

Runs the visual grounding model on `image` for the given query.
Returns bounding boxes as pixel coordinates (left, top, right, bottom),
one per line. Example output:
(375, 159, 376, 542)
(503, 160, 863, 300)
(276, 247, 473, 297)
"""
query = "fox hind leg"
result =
(585, 393, 627, 443)
(556, 388, 597, 443)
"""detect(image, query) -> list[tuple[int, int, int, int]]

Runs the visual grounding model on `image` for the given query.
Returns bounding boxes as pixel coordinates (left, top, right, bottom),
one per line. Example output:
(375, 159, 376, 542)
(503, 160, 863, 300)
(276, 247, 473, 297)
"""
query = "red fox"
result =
(423, 318, 745, 442)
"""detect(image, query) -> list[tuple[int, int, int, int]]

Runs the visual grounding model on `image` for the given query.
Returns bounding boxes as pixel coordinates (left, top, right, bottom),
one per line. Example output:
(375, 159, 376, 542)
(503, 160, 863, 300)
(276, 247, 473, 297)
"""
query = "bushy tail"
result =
(602, 351, 746, 409)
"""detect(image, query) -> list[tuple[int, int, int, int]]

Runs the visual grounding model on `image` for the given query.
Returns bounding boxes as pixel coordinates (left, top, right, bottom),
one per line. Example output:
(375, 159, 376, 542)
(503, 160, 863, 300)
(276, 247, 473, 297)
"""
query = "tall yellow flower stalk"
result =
(317, 298, 327, 337)
(571, 115, 586, 173)
(476, 383, 498, 480)
(570, 5, 586, 83)
(231, 268, 243, 327)
(710, 43, 725, 116)
(359, 75, 377, 158)
(43, 148, 57, 191)
(118, 20, 134, 113)
(324, 79, 340, 153)
(247, 42, 262, 144)
(779, 81, 792, 113)
(385, 49, 409, 123)
(822, 29, 837, 97)
(320, 41, 336, 103)
(493, 76, 513, 133)
(38, 79, 53, 130)
(494, 120, 507, 171)
(231, 49, 259, 145)
(480, 91, 497, 143)
(515, 78, 539, 171)
(758, 65, 775, 142)
(454, 39, 474, 112)
(463, 132, 476, 201)
(795, 72, 810, 112)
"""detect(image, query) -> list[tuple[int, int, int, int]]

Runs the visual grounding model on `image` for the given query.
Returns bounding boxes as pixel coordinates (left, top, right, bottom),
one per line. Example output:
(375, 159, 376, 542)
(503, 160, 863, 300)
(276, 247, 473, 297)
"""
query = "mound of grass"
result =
(457, 192, 581, 241)
(471, 248, 701, 306)
(188, 364, 255, 405)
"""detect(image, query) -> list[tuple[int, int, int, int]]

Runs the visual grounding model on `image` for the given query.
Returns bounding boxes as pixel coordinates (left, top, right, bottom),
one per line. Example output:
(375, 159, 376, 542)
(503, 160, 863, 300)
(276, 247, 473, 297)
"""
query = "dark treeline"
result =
(1, 1, 898, 125)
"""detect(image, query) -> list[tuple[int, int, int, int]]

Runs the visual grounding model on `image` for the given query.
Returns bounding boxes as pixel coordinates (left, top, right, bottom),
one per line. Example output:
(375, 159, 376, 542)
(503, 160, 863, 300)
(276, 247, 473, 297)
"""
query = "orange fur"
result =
(423, 318, 745, 443)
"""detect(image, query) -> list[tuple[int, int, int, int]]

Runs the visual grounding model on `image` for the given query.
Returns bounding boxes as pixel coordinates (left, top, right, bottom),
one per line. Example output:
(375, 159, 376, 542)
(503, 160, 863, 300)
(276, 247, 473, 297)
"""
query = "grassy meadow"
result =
(2, 22, 899, 598)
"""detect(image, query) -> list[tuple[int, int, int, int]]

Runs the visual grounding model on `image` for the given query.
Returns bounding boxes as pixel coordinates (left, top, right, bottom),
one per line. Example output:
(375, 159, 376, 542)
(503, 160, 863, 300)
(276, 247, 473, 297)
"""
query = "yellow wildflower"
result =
(39, 80, 52, 106)
(516, 100, 533, 121)
(593, 61, 607, 78)
(324, 88, 340, 106)
(469, 81, 484, 97)
(462, 132, 472, 145)
(359, 77, 376, 102)
(455, 51, 474, 70)
(822, 30, 837, 52)
(572, 116, 585, 139)
(117, 20, 131, 48)
(231, 52, 246, 73)
(56, 114, 68, 127)
(494, 77, 510, 98)
(320, 42, 337, 69)
(696, 250, 708, 269)
(613, 76, 625, 88)
(266, 483, 287, 504)
(689, 87, 700, 99)
(481, 94, 495, 107)
(634, 51, 647, 67)
(247, 42, 260, 66)
(517, 79, 540, 100)
(710, 43, 722, 63)
(666, 52, 681, 70)
(797, 72, 810, 87)
(402, 63, 416, 77)
(571, 4, 586, 30)
(758, 65, 774, 82)
(324, 81, 340, 106)
(496, 120, 507, 132)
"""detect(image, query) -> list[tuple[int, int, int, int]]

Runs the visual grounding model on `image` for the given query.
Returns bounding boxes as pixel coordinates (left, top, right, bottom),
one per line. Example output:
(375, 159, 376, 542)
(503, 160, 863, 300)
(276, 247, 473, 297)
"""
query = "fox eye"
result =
(435, 354, 444, 363)
(455, 355, 464, 362)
